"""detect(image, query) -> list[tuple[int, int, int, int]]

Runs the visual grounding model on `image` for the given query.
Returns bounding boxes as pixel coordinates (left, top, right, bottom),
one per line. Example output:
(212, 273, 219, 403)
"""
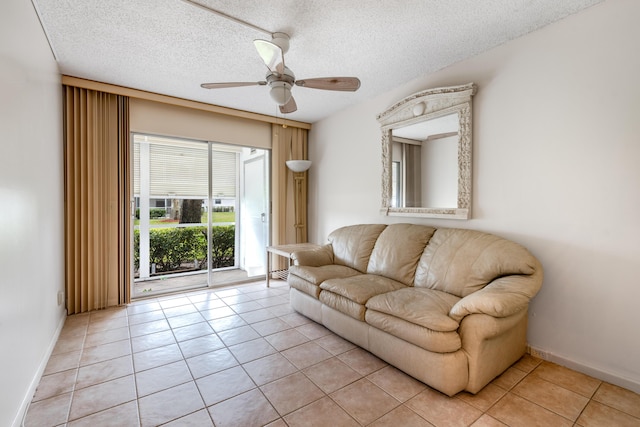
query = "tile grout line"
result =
(65, 314, 89, 424)
(573, 381, 605, 425)
(127, 304, 144, 427)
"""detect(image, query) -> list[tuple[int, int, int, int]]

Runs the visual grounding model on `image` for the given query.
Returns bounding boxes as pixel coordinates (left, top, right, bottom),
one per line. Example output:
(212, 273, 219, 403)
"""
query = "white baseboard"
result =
(527, 345, 640, 394)
(13, 312, 67, 427)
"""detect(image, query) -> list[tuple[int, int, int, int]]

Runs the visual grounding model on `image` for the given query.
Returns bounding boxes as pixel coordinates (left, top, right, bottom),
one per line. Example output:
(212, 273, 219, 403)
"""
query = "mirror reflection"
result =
(391, 112, 459, 208)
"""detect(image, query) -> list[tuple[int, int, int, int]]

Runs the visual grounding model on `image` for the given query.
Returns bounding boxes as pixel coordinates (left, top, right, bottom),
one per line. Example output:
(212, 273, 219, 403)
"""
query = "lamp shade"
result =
(286, 160, 312, 172)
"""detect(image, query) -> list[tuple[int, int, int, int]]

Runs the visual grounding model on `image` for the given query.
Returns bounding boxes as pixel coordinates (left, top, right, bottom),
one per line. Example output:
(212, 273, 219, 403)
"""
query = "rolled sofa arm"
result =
(449, 264, 543, 323)
(291, 244, 334, 267)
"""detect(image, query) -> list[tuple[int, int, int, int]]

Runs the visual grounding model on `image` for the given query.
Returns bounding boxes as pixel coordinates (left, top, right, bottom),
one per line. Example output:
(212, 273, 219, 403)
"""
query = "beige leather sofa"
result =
(287, 223, 543, 396)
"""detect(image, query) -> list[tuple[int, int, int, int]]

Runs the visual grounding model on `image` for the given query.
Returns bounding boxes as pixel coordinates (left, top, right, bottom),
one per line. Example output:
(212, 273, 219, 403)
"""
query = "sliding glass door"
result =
(132, 134, 269, 298)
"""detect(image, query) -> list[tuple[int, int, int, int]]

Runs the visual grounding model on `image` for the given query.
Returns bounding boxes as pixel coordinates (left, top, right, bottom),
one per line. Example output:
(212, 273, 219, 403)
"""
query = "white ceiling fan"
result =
(200, 32, 361, 114)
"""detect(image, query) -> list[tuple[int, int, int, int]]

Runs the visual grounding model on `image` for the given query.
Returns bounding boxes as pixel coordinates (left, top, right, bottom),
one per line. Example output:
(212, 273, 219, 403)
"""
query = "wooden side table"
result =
(265, 243, 320, 287)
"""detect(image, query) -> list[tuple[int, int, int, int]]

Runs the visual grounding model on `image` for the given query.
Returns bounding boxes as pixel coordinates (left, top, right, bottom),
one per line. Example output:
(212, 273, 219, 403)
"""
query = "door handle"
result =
(261, 213, 266, 223)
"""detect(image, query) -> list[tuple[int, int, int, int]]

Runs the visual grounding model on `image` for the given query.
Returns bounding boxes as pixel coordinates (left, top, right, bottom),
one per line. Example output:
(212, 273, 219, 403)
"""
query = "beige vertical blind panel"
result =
(130, 98, 272, 149)
(117, 98, 131, 308)
(270, 124, 309, 272)
(404, 144, 422, 207)
(64, 86, 131, 314)
(288, 127, 309, 244)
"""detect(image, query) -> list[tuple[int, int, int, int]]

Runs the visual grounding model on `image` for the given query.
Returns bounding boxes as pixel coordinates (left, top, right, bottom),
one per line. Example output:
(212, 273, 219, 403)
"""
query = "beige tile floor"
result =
(25, 280, 640, 427)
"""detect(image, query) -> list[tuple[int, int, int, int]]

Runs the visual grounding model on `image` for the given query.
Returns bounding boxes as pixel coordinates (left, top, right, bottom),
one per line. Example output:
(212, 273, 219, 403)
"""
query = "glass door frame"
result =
(130, 132, 270, 299)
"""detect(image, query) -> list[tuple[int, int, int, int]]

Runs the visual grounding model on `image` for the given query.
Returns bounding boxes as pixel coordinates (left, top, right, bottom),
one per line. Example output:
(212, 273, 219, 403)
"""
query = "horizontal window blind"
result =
(212, 150, 237, 197)
(133, 134, 238, 198)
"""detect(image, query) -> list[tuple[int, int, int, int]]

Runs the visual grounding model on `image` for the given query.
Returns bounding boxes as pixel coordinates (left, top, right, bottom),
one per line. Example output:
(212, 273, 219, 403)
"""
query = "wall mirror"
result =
(377, 83, 476, 219)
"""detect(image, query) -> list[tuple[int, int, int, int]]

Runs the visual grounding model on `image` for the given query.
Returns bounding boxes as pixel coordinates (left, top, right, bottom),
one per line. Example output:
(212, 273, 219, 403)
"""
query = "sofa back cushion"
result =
(367, 224, 436, 285)
(414, 228, 537, 297)
(328, 224, 387, 273)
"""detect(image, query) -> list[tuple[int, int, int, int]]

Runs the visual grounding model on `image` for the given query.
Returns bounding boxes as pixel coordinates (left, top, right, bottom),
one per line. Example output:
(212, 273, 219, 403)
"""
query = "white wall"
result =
(309, 0, 640, 392)
(0, 1, 66, 425)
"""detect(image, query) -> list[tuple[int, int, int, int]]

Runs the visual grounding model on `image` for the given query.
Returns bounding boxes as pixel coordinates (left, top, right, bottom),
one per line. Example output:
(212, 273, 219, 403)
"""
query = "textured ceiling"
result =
(32, 0, 602, 123)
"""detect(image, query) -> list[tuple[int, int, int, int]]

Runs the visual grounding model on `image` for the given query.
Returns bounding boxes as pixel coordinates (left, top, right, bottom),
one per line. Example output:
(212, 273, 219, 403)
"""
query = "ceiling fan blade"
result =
(201, 81, 266, 89)
(295, 77, 361, 91)
(279, 96, 297, 114)
(254, 39, 285, 73)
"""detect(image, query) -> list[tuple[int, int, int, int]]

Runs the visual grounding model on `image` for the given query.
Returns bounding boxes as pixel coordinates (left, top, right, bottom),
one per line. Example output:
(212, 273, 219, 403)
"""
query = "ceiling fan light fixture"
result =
(269, 81, 292, 105)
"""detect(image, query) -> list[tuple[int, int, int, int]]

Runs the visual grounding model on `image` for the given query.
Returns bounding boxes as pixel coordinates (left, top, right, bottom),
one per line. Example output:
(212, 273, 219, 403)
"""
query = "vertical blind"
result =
(64, 86, 130, 314)
(271, 124, 309, 248)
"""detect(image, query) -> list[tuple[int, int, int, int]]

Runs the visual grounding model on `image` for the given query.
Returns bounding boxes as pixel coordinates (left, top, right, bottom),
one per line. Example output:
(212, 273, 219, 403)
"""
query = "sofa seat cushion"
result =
(289, 265, 360, 298)
(319, 274, 406, 321)
(365, 288, 462, 352)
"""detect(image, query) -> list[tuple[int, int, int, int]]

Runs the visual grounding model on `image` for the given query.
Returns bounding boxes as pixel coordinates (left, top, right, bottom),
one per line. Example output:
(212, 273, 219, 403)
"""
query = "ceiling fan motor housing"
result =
(271, 32, 290, 54)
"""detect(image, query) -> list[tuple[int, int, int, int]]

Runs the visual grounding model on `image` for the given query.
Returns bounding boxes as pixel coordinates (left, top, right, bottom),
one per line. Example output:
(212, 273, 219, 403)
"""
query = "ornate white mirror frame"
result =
(377, 83, 477, 219)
